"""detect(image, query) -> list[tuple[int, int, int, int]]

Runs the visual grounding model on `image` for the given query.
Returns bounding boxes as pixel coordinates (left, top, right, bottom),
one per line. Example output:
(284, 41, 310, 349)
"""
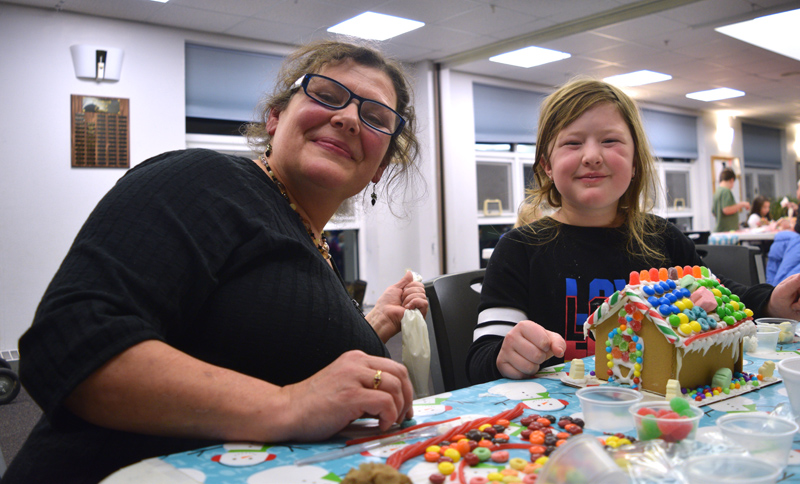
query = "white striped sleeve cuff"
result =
(473, 307, 527, 341)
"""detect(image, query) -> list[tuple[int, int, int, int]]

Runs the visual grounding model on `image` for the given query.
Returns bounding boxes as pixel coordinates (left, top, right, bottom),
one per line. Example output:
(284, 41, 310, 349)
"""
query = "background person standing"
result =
(713, 167, 749, 232)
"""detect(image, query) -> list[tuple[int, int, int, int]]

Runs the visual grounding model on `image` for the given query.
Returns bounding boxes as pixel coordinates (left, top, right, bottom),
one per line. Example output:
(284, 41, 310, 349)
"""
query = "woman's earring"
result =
(371, 184, 377, 206)
(264, 143, 272, 158)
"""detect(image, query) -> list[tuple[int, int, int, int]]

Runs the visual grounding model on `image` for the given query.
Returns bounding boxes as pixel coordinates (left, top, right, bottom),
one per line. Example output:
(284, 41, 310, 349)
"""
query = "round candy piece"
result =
(424, 451, 440, 462)
(443, 448, 461, 462)
(473, 446, 491, 461)
(429, 473, 446, 484)
(464, 452, 480, 466)
(400, 418, 417, 428)
(437, 461, 455, 475)
(469, 477, 489, 484)
(490, 450, 510, 463)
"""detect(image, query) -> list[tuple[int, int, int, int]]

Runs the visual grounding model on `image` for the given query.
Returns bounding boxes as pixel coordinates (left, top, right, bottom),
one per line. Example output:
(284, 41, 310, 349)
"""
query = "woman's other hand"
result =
(283, 350, 414, 440)
(766, 273, 800, 319)
(366, 271, 429, 342)
(496, 320, 566, 379)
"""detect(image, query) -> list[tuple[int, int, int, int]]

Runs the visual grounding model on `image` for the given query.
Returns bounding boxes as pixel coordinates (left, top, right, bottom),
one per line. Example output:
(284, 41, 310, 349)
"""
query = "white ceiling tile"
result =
(437, 4, 538, 36)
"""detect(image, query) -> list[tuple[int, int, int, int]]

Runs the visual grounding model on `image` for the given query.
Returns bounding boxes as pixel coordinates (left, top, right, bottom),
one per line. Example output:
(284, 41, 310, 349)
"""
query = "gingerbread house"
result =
(583, 266, 756, 396)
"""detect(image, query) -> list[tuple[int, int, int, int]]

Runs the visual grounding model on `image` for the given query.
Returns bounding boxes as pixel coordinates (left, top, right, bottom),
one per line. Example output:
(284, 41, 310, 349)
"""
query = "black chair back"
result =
(695, 244, 764, 286)
(424, 269, 485, 392)
(684, 231, 711, 245)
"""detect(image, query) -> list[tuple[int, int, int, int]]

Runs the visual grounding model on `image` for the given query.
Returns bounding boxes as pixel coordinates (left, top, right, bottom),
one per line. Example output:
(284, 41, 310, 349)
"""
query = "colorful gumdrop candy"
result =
(637, 412, 662, 440)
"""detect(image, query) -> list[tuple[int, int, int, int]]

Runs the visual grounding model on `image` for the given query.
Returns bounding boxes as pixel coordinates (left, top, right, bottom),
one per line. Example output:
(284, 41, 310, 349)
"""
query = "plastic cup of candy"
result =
(716, 413, 799, 469)
(629, 399, 703, 443)
(536, 434, 628, 484)
(777, 357, 800, 421)
(756, 317, 798, 344)
(754, 324, 780, 353)
(575, 386, 643, 432)
(682, 454, 782, 484)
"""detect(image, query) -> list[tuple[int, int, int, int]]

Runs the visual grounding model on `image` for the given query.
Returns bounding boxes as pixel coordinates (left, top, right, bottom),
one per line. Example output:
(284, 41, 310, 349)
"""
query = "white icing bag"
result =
(401, 271, 431, 397)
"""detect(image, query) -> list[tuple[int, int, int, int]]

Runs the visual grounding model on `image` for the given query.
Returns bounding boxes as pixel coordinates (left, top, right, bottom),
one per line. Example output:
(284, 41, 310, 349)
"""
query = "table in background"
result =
(103, 343, 800, 484)
(711, 229, 780, 244)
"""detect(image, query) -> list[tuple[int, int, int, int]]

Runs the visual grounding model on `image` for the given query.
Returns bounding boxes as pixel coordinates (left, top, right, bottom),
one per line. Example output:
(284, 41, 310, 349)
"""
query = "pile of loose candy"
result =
(682, 371, 762, 401)
(421, 413, 588, 484)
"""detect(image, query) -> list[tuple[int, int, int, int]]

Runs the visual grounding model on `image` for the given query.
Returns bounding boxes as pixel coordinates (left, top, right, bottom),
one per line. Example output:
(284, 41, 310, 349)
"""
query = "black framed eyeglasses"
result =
(293, 73, 406, 136)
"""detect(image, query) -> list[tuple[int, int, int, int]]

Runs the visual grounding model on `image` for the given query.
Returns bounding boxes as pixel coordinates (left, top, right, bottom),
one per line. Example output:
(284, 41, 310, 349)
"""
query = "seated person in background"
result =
(467, 77, 800, 385)
(713, 167, 749, 232)
(790, 179, 800, 234)
(747, 195, 771, 228)
(768, 231, 800, 286)
(4, 39, 428, 484)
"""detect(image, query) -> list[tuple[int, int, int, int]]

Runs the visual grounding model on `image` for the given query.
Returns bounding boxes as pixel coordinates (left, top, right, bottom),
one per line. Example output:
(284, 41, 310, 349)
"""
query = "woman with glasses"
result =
(5, 39, 427, 484)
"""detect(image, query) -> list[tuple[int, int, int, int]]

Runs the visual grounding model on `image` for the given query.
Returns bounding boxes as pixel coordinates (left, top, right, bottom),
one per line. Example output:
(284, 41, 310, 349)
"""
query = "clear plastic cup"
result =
(629, 400, 703, 443)
(716, 413, 798, 469)
(682, 454, 782, 484)
(755, 325, 780, 353)
(536, 434, 629, 484)
(756, 317, 798, 344)
(777, 357, 800, 421)
(575, 386, 642, 432)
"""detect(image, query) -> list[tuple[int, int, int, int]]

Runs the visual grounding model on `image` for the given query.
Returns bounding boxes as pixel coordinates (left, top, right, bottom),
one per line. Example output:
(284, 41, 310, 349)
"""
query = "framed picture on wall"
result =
(711, 155, 743, 201)
(71, 94, 130, 168)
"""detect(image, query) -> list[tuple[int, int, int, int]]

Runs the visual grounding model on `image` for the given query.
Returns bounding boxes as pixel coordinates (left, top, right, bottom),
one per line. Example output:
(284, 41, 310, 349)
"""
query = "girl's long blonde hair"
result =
(523, 77, 663, 262)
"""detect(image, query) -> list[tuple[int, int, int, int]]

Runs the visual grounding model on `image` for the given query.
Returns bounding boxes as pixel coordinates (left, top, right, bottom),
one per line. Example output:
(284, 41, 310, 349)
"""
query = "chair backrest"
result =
(424, 269, 485, 392)
(683, 231, 710, 245)
(695, 244, 764, 286)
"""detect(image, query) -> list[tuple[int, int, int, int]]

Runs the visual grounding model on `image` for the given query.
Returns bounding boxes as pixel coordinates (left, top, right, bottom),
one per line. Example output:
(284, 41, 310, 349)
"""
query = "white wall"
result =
(361, 61, 440, 302)
(0, 4, 440, 353)
(0, 5, 186, 353)
(439, 69, 479, 274)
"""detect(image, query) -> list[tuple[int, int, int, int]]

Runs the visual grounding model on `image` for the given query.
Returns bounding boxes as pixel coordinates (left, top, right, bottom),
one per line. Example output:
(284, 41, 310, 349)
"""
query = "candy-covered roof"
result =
(583, 265, 755, 349)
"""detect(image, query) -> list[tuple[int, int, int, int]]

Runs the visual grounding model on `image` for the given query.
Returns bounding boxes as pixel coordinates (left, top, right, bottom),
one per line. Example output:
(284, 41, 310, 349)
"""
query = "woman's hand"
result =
(282, 350, 414, 441)
(366, 271, 429, 343)
(766, 273, 800, 319)
(496, 320, 566, 379)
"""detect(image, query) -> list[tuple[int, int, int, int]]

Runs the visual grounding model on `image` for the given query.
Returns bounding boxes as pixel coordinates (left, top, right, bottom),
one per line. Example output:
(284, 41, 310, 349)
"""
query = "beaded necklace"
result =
(259, 153, 331, 260)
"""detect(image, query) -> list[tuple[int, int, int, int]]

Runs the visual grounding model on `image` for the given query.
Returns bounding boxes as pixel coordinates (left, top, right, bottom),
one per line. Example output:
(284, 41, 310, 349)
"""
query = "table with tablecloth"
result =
(102, 341, 800, 484)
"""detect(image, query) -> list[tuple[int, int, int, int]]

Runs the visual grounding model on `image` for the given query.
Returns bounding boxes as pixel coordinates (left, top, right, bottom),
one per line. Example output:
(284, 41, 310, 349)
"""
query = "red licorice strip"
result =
(345, 417, 461, 446)
(386, 403, 527, 470)
(454, 458, 467, 483)
(492, 443, 534, 451)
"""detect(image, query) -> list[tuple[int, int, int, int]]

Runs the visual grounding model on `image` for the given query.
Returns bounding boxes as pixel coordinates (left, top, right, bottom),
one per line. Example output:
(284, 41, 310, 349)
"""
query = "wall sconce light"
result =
(715, 112, 735, 153)
(70, 45, 124, 82)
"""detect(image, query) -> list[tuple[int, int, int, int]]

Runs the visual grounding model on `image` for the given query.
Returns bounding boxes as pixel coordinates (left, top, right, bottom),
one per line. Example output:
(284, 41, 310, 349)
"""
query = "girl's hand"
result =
(367, 271, 429, 342)
(282, 350, 414, 441)
(496, 320, 566, 379)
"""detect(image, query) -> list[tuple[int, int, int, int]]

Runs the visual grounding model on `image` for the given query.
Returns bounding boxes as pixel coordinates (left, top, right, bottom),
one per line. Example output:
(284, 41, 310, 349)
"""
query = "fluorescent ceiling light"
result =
(328, 12, 424, 41)
(603, 70, 672, 87)
(685, 88, 745, 102)
(149, 0, 168, 3)
(489, 46, 571, 68)
(716, 8, 800, 62)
